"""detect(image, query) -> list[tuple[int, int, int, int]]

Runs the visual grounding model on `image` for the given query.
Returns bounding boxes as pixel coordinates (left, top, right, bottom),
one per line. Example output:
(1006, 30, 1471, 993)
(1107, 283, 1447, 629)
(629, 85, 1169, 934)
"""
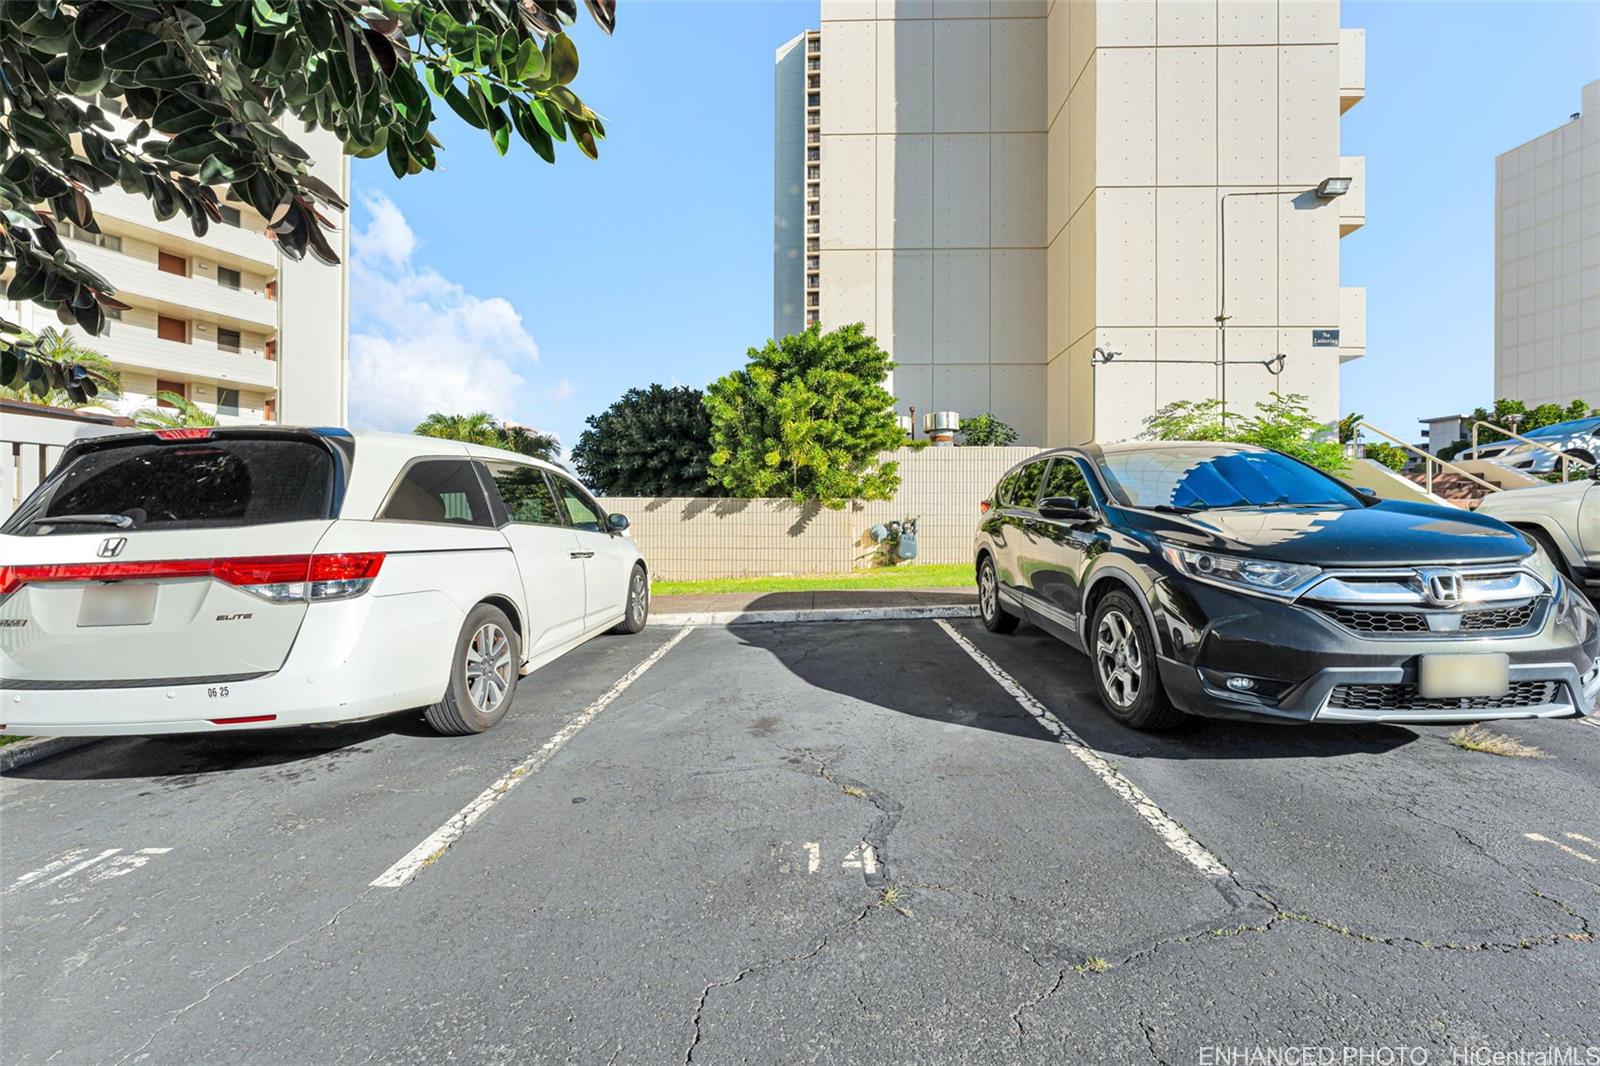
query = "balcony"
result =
(100, 325, 278, 389)
(1339, 287, 1366, 363)
(90, 184, 277, 269)
(72, 242, 277, 330)
(1338, 156, 1365, 236)
(1340, 28, 1365, 113)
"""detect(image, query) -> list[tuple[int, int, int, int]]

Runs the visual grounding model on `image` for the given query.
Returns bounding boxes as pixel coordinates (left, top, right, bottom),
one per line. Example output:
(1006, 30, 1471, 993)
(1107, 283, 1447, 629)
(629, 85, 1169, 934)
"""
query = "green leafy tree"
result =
(414, 410, 558, 460)
(1, 0, 614, 391)
(572, 385, 722, 497)
(958, 412, 1019, 447)
(1464, 397, 1594, 448)
(133, 391, 219, 429)
(705, 324, 905, 508)
(0, 328, 121, 408)
(1362, 442, 1409, 472)
(1143, 393, 1347, 473)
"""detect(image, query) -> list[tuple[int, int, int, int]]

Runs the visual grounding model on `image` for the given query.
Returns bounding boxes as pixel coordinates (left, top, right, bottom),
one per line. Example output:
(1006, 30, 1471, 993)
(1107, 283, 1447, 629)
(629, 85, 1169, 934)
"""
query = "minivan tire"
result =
(611, 564, 649, 634)
(1089, 590, 1186, 731)
(978, 555, 1020, 634)
(426, 604, 521, 736)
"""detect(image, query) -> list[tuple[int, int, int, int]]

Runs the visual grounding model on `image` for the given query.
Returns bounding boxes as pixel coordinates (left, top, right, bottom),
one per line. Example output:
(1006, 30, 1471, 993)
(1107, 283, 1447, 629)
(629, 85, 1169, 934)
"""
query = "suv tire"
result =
(426, 604, 521, 735)
(978, 555, 1020, 634)
(1090, 589, 1186, 731)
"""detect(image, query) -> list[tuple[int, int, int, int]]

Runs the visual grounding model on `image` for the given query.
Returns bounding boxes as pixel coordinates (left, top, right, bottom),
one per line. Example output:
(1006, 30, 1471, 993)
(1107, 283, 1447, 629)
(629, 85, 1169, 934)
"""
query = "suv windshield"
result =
(3, 436, 337, 536)
(1095, 446, 1361, 511)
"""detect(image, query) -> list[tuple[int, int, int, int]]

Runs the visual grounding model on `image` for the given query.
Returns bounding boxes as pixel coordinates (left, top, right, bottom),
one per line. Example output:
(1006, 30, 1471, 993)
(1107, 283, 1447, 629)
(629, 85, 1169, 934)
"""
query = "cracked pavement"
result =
(3, 619, 1598, 1064)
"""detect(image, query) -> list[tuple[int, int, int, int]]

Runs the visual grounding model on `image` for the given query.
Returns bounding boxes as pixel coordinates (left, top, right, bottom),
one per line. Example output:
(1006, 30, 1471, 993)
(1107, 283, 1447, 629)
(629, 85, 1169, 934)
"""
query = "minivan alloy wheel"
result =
(1095, 608, 1142, 708)
(465, 622, 514, 712)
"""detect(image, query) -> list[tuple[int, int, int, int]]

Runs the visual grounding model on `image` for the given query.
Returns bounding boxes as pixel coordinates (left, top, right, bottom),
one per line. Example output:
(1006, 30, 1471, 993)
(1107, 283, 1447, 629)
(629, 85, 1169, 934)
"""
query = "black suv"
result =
(974, 441, 1600, 730)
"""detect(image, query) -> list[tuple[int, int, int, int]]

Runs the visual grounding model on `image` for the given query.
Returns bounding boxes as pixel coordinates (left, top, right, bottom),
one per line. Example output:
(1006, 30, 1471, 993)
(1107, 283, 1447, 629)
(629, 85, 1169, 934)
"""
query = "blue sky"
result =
(348, 1, 1600, 450)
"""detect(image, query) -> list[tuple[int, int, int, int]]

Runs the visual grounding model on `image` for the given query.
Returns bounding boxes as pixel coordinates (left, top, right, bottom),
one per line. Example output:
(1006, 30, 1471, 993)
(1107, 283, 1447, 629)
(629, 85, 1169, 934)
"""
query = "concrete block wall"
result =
(602, 444, 1042, 581)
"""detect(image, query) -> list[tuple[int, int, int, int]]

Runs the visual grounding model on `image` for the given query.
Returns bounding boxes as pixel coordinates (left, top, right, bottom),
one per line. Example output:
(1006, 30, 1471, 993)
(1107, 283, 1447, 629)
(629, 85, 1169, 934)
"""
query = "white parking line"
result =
(935, 619, 1233, 882)
(371, 626, 694, 889)
(1525, 832, 1598, 864)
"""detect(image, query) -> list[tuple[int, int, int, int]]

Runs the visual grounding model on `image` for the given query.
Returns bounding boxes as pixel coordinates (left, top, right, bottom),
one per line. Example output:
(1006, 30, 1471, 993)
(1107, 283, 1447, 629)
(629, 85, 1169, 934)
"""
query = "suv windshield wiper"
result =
(28, 513, 133, 529)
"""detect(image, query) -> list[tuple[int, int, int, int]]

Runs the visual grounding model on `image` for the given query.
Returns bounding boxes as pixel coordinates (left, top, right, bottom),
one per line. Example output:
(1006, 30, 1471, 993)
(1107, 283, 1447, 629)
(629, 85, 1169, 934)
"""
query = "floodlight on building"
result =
(1315, 177, 1353, 199)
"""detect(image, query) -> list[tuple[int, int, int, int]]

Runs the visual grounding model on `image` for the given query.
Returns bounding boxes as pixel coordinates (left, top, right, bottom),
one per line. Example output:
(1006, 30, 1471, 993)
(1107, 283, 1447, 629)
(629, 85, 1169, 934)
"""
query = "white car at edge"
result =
(0, 427, 649, 737)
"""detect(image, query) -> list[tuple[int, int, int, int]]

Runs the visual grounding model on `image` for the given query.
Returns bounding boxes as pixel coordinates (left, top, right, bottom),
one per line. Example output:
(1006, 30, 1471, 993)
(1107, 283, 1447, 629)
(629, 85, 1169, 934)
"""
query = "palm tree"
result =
(414, 410, 502, 447)
(132, 392, 219, 429)
(413, 411, 560, 460)
(0, 327, 122, 408)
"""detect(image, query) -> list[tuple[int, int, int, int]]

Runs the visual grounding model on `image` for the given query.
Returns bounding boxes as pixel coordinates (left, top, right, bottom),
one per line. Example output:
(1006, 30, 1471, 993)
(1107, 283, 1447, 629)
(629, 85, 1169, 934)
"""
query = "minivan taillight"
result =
(0, 554, 384, 603)
(980, 500, 992, 514)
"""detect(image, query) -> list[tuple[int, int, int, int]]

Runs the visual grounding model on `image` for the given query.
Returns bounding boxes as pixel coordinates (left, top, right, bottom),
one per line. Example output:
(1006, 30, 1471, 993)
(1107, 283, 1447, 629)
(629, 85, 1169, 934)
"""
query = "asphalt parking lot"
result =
(3, 617, 1599, 1065)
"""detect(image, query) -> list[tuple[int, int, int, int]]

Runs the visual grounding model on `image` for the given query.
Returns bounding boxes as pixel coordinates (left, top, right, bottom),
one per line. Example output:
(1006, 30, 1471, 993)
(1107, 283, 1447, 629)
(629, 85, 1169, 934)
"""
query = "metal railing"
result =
(1358, 421, 1500, 499)
(1469, 420, 1595, 483)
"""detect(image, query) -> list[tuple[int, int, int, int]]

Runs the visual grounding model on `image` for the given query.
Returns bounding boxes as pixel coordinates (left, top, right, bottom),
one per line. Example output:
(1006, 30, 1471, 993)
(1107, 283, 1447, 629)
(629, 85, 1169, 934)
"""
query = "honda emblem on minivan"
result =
(97, 536, 127, 558)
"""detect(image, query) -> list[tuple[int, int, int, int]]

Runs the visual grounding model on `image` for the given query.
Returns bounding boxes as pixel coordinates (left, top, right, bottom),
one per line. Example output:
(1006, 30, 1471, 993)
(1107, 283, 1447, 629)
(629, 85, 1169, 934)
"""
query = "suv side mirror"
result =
(606, 512, 630, 533)
(1038, 496, 1096, 523)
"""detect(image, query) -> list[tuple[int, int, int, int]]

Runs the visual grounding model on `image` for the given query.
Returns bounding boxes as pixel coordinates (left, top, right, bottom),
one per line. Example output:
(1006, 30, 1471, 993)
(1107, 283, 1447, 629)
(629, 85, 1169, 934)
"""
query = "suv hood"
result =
(1136, 500, 1531, 568)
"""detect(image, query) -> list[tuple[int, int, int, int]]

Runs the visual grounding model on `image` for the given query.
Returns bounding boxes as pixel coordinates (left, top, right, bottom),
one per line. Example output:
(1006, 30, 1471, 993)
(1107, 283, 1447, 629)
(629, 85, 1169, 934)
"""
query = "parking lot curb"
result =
(0, 737, 100, 774)
(649, 604, 979, 627)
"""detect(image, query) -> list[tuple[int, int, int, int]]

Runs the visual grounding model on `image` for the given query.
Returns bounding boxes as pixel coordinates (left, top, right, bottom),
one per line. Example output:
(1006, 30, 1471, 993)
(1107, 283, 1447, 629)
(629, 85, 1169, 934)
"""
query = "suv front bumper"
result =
(1149, 577, 1600, 724)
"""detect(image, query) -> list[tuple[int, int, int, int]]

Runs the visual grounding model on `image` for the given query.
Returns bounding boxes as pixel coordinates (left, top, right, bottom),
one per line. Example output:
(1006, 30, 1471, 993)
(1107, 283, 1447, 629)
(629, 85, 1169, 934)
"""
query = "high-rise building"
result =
(774, 0, 1367, 446)
(1495, 80, 1600, 410)
(3, 117, 349, 427)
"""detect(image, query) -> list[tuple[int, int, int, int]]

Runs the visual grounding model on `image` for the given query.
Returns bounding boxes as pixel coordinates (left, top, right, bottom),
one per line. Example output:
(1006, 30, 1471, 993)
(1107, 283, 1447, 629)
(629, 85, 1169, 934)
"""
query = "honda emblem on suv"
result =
(97, 536, 127, 559)
(1416, 567, 1464, 607)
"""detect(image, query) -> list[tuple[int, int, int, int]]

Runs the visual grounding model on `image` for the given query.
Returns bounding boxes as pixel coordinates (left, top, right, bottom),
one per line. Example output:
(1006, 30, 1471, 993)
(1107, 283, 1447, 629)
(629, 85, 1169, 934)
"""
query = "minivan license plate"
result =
(1417, 653, 1510, 699)
(78, 583, 157, 627)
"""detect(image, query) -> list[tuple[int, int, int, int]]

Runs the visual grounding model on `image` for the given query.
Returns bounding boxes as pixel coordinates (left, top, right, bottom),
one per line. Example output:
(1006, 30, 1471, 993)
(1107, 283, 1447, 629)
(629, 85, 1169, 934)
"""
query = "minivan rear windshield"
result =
(1095, 447, 1362, 511)
(4, 437, 337, 536)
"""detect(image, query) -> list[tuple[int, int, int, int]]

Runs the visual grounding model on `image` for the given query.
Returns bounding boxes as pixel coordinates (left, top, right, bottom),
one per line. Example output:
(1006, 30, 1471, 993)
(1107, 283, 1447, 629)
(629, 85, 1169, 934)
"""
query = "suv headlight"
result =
(1521, 541, 1560, 589)
(1160, 544, 1321, 599)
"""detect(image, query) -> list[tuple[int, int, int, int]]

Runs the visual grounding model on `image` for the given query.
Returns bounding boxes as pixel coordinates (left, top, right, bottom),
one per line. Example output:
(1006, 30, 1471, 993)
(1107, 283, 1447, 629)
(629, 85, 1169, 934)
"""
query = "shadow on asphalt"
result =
(736, 620, 1419, 761)
(4, 709, 437, 783)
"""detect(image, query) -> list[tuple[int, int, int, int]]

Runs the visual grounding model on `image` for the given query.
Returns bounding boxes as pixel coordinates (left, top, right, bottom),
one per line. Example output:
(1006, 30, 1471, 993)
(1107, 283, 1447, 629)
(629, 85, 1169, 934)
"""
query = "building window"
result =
(807, 274, 819, 288)
(218, 205, 241, 227)
(265, 279, 277, 301)
(807, 147, 820, 161)
(808, 93, 819, 107)
(59, 221, 121, 252)
(806, 293, 819, 307)
(808, 74, 820, 89)
(808, 58, 819, 71)
(806, 220, 819, 234)
(807, 238, 819, 252)
(807, 166, 819, 180)
(806, 310, 820, 326)
(217, 327, 241, 353)
(157, 315, 187, 343)
(157, 251, 187, 276)
(217, 266, 240, 290)
(155, 379, 186, 407)
(265, 337, 277, 361)
(807, 183, 819, 199)
(264, 397, 276, 422)
(217, 388, 241, 416)
(807, 256, 819, 270)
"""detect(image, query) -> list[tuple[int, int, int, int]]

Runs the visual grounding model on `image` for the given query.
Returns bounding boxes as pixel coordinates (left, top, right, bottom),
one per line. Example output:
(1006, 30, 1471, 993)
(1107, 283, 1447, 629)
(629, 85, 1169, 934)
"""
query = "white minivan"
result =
(0, 428, 649, 736)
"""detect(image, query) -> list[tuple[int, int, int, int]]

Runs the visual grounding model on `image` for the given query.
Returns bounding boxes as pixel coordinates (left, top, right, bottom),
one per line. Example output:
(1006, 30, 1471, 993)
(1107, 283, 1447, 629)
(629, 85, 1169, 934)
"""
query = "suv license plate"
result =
(78, 583, 157, 627)
(1418, 653, 1510, 699)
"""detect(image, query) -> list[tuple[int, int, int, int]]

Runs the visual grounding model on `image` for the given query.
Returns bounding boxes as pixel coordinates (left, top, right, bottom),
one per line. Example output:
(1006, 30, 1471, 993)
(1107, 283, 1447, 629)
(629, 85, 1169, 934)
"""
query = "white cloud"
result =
(347, 192, 539, 432)
(544, 378, 576, 406)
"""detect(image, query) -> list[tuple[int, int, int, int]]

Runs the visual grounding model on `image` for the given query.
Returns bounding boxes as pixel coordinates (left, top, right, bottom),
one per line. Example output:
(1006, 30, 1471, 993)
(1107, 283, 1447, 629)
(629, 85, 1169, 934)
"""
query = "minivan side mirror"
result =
(1038, 496, 1096, 523)
(606, 512, 630, 533)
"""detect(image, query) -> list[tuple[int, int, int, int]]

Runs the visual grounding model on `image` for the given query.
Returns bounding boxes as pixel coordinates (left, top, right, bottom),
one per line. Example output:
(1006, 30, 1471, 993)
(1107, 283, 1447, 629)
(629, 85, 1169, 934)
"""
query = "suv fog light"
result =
(1225, 677, 1256, 693)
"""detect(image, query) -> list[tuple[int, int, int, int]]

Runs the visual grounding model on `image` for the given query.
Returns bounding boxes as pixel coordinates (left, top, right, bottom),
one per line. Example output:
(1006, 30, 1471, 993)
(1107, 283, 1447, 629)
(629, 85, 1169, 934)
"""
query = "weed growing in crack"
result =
(1075, 956, 1110, 973)
(876, 886, 913, 917)
(1449, 725, 1545, 759)
(842, 784, 867, 798)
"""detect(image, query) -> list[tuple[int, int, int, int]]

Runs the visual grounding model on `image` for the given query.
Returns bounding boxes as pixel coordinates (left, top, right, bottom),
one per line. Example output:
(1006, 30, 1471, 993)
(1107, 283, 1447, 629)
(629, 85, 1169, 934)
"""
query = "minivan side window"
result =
(485, 463, 565, 526)
(380, 460, 494, 527)
(548, 473, 606, 533)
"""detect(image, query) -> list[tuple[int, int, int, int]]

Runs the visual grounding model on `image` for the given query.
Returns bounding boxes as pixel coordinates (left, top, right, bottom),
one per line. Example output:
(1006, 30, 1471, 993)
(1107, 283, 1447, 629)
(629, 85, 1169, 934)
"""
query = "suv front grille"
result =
(1327, 680, 1560, 713)
(1319, 600, 1541, 637)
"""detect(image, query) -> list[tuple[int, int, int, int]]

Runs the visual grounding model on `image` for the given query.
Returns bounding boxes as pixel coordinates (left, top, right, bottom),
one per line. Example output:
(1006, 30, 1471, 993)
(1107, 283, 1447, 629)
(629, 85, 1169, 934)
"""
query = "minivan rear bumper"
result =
(0, 590, 460, 736)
